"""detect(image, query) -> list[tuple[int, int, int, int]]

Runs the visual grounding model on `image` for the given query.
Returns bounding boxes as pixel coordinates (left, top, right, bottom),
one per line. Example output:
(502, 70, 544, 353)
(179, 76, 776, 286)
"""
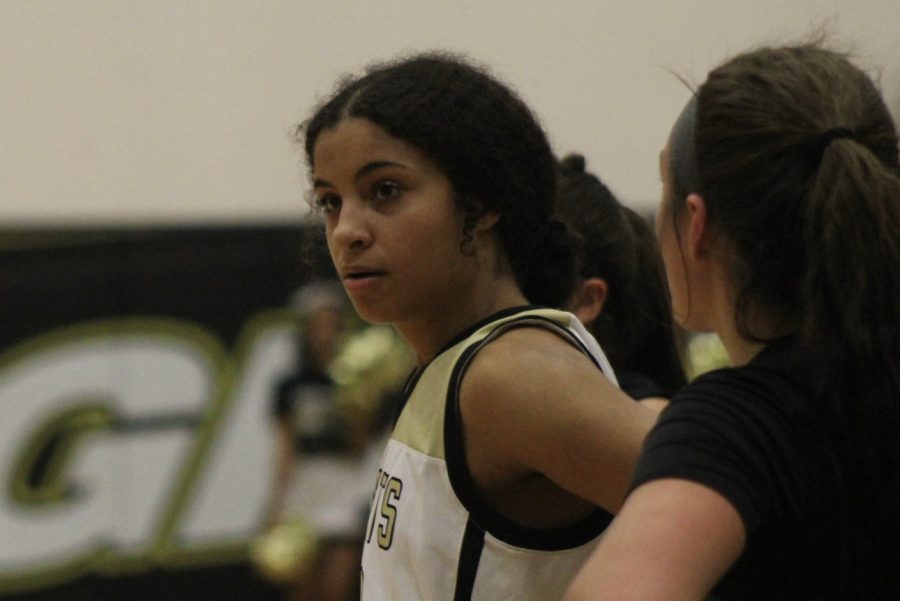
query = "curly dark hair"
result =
(298, 52, 577, 308)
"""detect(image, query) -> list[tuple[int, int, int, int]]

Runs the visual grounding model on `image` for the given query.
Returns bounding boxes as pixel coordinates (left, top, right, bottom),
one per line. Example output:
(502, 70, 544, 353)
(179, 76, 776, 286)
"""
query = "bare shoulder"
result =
(458, 325, 619, 428)
(459, 324, 657, 512)
(463, 325, 604, 390)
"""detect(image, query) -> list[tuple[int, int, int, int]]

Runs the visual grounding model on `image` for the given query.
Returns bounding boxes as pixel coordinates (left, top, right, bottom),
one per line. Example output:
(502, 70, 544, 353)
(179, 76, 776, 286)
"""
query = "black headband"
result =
(668, 94, 704, 195)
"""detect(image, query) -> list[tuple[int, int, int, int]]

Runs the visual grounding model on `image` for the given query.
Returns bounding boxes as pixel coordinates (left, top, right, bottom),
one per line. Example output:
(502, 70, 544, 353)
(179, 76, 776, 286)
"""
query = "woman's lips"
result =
(342, 271, 384, 291)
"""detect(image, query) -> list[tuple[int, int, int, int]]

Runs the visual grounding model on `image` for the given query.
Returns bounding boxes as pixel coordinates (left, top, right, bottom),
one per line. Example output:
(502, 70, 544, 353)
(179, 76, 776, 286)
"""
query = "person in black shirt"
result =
(566, 41, 900, 601)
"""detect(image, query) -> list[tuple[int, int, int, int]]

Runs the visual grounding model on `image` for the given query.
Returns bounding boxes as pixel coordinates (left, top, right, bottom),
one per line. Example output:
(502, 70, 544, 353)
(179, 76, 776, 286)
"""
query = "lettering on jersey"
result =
(365, 469, 403, 550)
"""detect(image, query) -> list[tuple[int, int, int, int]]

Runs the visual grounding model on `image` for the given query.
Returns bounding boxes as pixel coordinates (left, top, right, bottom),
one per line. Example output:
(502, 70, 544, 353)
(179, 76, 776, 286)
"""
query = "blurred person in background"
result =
(258, 280, 368, 601)
(556, 153, 687, 412)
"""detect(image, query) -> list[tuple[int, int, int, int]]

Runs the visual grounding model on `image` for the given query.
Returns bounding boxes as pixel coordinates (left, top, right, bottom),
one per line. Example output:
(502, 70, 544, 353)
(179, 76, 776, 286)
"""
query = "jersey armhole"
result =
(443, 317, 613, 550)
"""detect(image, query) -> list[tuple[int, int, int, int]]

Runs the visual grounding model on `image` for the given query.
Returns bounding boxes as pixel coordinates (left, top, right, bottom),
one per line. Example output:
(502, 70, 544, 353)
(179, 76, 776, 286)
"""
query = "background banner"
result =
(0, 225, 321, 600)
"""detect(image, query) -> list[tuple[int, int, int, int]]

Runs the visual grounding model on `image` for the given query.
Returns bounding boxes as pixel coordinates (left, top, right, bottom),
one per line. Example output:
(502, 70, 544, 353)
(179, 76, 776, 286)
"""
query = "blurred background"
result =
(1, 1, 897, 599)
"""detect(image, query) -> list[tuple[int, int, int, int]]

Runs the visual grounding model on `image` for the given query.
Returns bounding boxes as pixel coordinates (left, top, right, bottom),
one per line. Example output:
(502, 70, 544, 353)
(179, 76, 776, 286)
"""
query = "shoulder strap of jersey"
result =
(444, 313, 614, 551)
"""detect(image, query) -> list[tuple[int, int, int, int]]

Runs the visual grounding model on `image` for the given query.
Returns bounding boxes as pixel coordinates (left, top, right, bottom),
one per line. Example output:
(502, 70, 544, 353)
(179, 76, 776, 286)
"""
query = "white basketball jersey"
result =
(360, 306, 618, 601)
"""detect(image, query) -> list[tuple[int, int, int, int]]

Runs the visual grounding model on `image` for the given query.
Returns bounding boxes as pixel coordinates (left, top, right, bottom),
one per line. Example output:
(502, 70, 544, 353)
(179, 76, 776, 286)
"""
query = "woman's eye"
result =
(314, 194, 341, 213)
(372, 181, 401, 201)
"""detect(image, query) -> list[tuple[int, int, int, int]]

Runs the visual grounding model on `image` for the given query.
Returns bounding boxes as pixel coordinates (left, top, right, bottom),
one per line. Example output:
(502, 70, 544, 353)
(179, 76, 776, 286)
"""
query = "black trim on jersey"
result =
(391, 366, 424, 426)
(453, 518, 486, 601)
(444, 314, 614, 551)
(391, 305, 543, 425)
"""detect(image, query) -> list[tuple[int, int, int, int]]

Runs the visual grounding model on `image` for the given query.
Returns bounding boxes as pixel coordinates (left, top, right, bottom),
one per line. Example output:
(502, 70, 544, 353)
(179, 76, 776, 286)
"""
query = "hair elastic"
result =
(808, 127, 855, 164)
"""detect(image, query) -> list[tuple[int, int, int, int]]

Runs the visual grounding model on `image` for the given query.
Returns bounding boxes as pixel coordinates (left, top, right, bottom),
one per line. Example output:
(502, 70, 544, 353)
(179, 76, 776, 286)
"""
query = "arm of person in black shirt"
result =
(565, 477, 745, 601)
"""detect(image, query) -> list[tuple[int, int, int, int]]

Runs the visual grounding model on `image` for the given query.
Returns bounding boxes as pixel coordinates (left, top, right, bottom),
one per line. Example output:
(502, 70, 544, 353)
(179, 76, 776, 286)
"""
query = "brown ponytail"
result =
(802, 132, 900, 597)
(689, 42, 900, 599)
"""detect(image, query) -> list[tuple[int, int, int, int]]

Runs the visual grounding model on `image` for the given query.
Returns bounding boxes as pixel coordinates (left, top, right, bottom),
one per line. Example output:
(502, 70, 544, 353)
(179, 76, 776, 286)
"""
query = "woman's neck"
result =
(397, 273, 528, 366)
(704, 265, 792, 367)
(716, 325, 768, 367)
(714, 302, 795, 367)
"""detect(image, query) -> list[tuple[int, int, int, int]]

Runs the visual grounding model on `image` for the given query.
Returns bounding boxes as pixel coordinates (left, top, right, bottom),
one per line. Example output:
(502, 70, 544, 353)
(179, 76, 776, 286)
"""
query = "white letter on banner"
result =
(0, 321, 221, 578)
(176, 313, 296, 545)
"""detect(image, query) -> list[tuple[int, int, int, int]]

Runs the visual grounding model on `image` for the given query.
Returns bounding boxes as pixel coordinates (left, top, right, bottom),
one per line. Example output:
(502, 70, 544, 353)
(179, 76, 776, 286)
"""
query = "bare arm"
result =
(459, 327, 658, 514)
(265, 419, 296, 525)
(565, 478, 746, 601)
(638, 396, 669, 413)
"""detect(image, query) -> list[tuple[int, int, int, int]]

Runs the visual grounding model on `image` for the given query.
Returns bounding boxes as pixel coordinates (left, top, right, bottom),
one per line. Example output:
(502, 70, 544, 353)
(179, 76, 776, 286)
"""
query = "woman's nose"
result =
(329, 201, 373, 251)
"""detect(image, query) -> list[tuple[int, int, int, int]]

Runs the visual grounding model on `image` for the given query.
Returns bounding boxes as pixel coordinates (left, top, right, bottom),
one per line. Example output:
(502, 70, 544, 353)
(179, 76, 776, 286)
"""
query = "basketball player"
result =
(298, 52, 657, 601)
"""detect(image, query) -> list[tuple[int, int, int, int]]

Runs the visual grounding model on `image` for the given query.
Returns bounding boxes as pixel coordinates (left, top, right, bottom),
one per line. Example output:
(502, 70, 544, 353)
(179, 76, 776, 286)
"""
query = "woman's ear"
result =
(685, 193, 713, 262)
(569, 277, 609, 327)
(459, 207, 501, 256)
(475, 210, 501, 232)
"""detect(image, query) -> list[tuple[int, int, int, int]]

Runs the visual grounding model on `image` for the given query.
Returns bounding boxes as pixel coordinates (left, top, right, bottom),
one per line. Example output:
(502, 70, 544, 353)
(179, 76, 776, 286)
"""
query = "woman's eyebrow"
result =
(313, 160, 409, 190)
(355, 160, 408, 181)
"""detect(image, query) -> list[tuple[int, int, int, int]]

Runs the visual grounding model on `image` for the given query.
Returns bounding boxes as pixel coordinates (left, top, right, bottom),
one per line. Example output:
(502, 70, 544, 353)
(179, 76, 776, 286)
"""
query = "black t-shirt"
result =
(617, 371, 669, 402)
(272, 369, 348, 454)
(632, 338, 849, 600)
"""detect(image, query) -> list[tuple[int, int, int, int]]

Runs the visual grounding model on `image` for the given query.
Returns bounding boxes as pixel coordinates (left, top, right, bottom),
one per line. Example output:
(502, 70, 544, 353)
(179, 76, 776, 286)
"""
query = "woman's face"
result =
(311, 118, 475, 328)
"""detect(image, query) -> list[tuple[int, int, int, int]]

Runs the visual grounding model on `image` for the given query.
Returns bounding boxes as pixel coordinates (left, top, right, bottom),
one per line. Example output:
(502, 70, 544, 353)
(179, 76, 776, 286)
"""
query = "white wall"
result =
(1, 0, 898, 224)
